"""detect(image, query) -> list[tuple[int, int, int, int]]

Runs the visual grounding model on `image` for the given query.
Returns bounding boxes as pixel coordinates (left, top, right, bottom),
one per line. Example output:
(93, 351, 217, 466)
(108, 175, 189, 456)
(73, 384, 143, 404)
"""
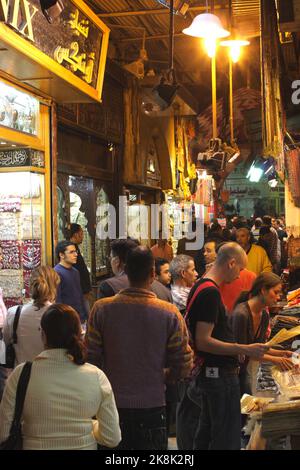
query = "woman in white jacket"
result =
(0, 303, 121, 450)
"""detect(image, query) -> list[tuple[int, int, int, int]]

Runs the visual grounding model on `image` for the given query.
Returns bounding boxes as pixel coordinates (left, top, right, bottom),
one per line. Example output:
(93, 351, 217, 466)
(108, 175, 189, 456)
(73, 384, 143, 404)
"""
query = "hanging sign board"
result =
(0, 0, 110, 103)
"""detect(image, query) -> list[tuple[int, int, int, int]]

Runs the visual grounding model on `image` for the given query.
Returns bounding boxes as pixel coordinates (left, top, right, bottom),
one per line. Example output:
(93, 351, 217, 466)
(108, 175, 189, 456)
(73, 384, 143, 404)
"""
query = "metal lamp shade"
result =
(182, 13, 230, 39)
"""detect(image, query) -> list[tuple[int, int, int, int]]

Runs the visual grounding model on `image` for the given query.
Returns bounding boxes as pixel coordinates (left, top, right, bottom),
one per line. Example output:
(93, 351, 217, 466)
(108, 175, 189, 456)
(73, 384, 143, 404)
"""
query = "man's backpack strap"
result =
(184, 281, 218, 321)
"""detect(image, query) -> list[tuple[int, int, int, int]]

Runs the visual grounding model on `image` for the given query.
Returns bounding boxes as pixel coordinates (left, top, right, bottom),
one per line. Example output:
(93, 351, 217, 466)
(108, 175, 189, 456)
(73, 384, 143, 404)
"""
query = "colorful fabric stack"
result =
(286, 288, 300, 309)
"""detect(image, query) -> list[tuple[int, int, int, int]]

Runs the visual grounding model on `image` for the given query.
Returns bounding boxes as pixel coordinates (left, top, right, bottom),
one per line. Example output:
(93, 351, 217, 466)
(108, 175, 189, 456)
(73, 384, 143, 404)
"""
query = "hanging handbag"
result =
(0, 361, 32, 450)
(4, 305, 22, 369)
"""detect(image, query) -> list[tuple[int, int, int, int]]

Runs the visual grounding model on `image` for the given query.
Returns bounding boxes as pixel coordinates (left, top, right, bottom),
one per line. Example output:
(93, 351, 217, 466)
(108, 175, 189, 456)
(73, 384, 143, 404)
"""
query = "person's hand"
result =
(273, 356, 294, 371)
(245, 343, 269, 360)
(282, 350, 293, 358)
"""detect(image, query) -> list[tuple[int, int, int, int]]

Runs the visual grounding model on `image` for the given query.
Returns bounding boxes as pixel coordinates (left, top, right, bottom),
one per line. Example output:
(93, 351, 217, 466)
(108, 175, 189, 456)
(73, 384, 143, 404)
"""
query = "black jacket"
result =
(73, 245, 91, 294)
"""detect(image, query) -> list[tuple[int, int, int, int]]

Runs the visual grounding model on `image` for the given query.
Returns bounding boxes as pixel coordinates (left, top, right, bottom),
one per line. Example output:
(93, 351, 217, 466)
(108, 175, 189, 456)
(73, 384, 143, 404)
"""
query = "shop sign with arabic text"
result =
(0, 0, 110, 101)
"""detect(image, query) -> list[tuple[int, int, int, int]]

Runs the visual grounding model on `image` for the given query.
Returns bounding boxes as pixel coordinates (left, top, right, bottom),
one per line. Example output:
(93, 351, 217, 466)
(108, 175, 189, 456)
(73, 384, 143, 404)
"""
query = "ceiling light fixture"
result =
(183, 7, 229, 138)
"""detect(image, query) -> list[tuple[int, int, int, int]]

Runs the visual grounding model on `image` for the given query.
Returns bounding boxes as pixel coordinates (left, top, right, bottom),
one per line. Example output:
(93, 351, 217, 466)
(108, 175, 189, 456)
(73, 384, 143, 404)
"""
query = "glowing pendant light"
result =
(183, 13, 229, 138)
(220, 37, 250, 63)
(182, 13, 230, 40)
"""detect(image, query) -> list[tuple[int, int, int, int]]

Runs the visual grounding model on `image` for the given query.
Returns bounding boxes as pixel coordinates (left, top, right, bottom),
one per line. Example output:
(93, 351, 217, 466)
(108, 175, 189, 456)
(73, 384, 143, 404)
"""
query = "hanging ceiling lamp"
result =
(182, 13, 230, 39)
(183, 13, 230, 57)
(220, 31, 250, 63)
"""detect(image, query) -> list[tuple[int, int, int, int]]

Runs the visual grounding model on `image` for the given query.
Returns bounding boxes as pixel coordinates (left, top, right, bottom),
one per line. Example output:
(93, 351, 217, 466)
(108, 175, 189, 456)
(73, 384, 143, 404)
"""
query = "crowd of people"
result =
(0, 214, 296, 450)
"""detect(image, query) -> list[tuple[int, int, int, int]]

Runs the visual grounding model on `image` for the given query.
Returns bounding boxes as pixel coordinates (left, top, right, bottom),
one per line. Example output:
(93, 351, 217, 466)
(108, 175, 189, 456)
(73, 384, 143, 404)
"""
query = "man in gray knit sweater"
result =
(86, 246, 193, 450)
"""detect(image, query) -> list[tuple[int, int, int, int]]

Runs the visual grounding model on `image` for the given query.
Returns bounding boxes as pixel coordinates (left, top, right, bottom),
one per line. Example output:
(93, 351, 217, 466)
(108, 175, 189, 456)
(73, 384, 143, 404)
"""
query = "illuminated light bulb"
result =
(220, 39, 250, 63)
(204, 37, 217, 58)
(230, 43, 241, 63)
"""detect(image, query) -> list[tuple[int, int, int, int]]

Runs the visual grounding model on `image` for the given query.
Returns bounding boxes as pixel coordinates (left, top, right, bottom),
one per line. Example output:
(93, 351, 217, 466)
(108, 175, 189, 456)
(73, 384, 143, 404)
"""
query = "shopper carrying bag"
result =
(0, 362, 32, 450)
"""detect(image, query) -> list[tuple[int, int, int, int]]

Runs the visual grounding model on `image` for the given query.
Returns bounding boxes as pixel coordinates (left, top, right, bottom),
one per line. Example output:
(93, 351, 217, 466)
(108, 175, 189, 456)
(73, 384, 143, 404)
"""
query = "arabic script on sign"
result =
(54, 42, 95, 84)
(68, 9, 90, 38)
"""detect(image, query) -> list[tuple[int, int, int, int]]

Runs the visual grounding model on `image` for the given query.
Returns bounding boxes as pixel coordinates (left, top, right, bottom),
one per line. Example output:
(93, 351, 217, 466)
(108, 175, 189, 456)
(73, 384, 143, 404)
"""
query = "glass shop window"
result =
(0, 171, 45, 308)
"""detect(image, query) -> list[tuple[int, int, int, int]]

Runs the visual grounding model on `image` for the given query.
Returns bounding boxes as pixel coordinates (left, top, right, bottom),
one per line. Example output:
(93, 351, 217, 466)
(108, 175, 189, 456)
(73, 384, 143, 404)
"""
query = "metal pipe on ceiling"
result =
(97, 5, 224, 18)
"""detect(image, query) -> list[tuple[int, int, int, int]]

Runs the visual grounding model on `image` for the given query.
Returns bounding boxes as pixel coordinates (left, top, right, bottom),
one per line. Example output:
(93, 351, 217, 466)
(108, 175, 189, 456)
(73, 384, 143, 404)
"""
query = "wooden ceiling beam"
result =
(98, 5, 224, 18)
(119, 32, 186, 42)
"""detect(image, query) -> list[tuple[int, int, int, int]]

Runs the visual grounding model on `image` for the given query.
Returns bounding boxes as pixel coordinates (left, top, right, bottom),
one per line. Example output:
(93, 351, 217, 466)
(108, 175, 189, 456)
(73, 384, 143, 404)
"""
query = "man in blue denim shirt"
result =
(186, 242, 268, 450)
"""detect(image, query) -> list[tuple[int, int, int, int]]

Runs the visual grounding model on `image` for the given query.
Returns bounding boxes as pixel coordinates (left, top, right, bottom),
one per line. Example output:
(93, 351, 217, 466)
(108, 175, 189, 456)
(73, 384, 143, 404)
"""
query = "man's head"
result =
(236, 227, 251, 250)
(125, 246, 155, 288)
(55, 241, 78, 266)
(259, 225, 272, 243)
(203, 239, 218, 265)
(254, 218, 262, 229)
(208, 222, 223, 238)
(169, 255, 198, 288)
(262, 215, 272, 227)
(69, 223, 83, 245)
(215, 242, 248, 283)
(155, 258, 171, 286)
(110, 238, 139, 276)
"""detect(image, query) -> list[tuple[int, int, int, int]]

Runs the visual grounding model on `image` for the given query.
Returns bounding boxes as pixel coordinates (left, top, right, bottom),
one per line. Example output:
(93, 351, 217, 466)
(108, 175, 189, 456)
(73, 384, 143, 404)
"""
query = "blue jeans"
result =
(194, 373, 241, 450)
(116, 407, 167, 450)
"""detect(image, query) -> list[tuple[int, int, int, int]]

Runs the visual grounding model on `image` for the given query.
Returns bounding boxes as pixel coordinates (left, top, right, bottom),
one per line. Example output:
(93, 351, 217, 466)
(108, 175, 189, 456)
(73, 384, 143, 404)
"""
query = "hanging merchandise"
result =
(0, 241, 21, 270)
(0, 213, 19, 241)
(22, 240, 42, 270)
(4, 297, 23, 310)
(285, 147, 300, 208)
(23, 270, 32, 298)
(0, 198, 21, 213)
(260, 0, 285, 174)
(0, 270, 23, 298)
(21, 215, 42, 240)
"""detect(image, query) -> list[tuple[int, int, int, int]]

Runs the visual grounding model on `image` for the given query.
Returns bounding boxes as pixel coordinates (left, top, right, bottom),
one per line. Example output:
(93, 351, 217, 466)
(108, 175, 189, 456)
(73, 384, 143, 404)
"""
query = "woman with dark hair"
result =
(231, 272, 294, 395)
(0, 304, 121, 450)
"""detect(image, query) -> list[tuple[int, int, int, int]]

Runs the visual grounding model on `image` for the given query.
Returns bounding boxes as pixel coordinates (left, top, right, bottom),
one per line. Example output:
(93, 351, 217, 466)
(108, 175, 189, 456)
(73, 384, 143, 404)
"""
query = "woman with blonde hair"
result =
(3, 266, 60, 366)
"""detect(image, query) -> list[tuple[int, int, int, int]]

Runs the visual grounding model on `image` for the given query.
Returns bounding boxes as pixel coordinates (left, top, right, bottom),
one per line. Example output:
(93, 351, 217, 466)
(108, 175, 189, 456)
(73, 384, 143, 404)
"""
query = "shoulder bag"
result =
(0, 361, 32, 450)
(4, 305, 23, 369)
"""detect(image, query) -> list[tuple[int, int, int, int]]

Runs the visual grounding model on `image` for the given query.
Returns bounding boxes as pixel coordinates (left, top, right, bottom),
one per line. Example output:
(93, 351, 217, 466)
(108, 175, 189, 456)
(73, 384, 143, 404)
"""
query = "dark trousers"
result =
(116, 407, 167, 450)
(176, 381, 201, 450)
(195, 374, 241, 450)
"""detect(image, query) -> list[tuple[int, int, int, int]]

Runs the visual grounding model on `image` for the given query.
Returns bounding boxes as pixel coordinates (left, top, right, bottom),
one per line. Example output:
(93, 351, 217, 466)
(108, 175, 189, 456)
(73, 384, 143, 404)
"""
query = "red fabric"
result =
(220, 269, 257, 314)
(3, 297, 22, 310)
(22, 240, 41, 270)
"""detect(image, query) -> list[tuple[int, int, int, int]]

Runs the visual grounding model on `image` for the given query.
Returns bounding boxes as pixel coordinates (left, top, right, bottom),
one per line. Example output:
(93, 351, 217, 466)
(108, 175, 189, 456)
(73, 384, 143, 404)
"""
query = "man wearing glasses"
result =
(54, 241, 87, 323)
